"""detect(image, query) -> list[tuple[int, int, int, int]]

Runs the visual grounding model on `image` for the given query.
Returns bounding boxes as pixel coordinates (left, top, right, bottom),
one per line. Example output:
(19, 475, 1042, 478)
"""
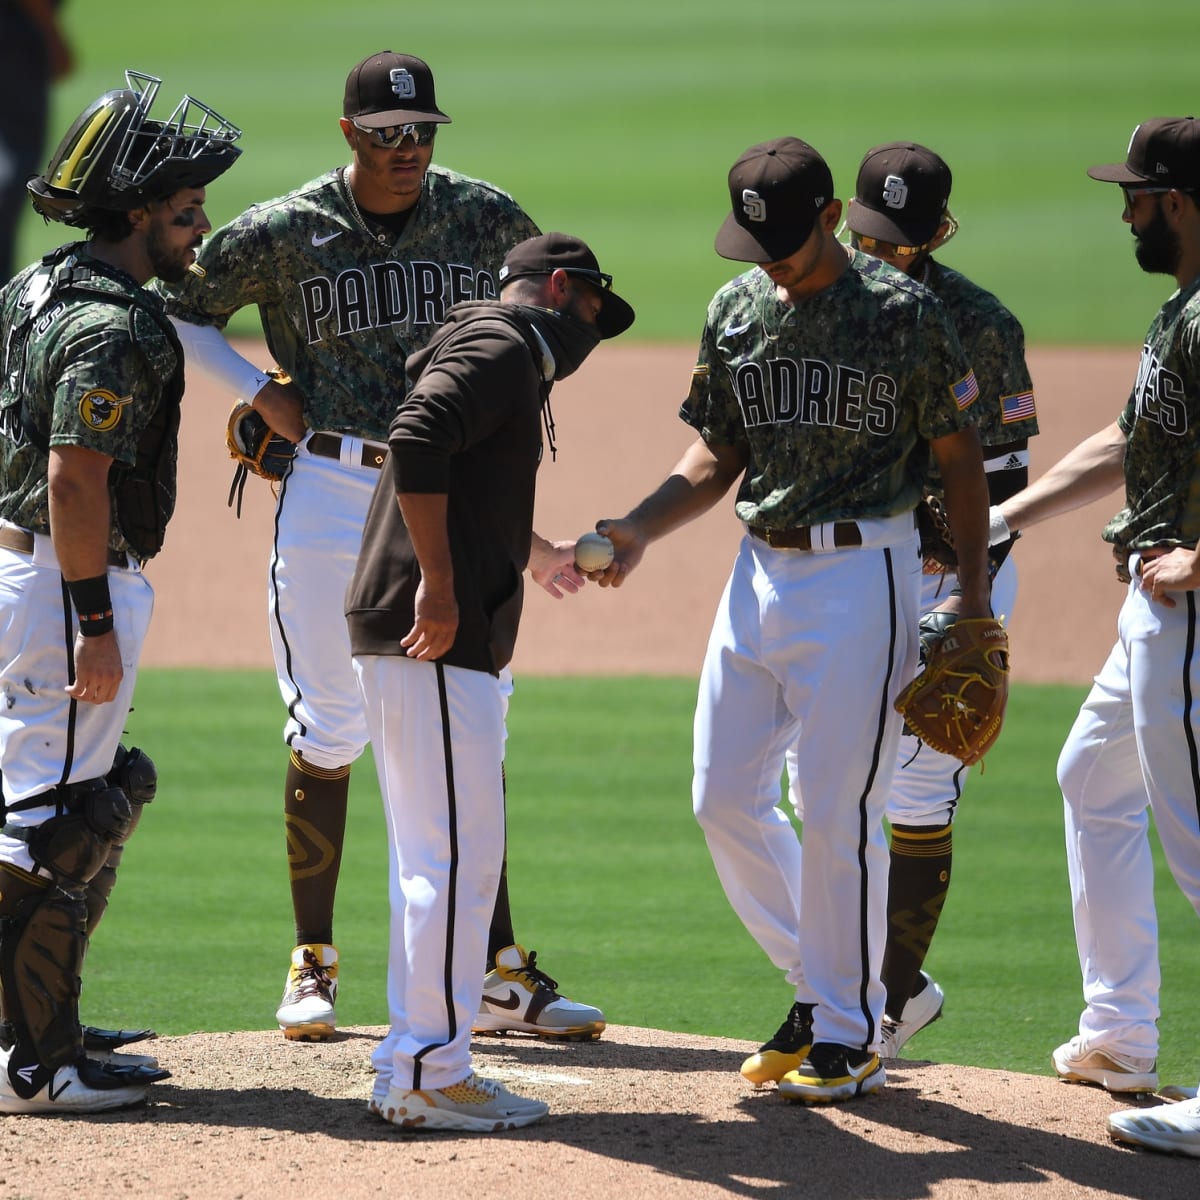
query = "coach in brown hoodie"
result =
(345, 232, 633, 1132)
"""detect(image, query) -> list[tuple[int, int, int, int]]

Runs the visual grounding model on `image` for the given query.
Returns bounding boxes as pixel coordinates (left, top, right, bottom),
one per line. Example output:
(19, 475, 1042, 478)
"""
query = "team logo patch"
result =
(78, 388, 133, 432)
(742, 188, 767, 223)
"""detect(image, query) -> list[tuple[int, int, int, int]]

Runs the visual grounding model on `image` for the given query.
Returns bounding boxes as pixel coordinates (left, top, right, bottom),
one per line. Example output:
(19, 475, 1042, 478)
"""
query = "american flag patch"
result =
(1001, 390, 1037, 422)
(951, 371, 979, 410)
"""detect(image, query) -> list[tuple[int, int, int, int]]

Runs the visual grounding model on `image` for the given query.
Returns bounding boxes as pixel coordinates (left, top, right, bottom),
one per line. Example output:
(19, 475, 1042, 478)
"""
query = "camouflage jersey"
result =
(1104, 274, 1200, 551)
(0, 245, 182, 555)
(923, 261, 1038, 453)
(682, 249, 980, 528)
(159, 164, 540, 440)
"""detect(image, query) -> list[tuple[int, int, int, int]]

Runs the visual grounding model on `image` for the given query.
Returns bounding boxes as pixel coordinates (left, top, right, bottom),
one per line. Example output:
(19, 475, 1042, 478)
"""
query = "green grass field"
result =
(12, 0, 1200, 342)
(87, 672, 1200, 1091)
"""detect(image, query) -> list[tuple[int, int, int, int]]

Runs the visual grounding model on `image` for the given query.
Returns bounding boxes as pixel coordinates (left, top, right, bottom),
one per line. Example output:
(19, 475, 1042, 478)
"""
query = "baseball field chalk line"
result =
(485, 1066, 594, 1087)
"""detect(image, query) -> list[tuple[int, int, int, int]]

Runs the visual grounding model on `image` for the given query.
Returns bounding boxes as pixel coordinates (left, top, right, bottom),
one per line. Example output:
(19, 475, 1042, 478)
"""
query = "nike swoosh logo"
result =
(723, 320, 752, 337)
(48, 1076, 72, 1101)
(486, 989, 523, 1011)
(312, 231, 344, 247)
(844, 1056, 879, 1081)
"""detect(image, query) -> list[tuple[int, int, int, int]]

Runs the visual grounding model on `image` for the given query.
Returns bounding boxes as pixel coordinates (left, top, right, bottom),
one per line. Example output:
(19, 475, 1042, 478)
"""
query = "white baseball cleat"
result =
(1052, 1035, 1158, 1093)
(473, 944, 605, 1040)
(369, 1072, 548, 1133)
(276, 943, 339, 1041)
(0, 1046, 152, 1114)
(1108, 1093, 1200, 1157)
(880, 971, 945, 1058)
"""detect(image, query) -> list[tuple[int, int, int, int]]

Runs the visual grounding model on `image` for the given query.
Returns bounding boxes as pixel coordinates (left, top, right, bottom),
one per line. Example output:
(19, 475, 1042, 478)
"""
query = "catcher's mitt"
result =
(226, 400, 295, 516)
(916, 491, 956, 573)
(894, 616, 1010, 766)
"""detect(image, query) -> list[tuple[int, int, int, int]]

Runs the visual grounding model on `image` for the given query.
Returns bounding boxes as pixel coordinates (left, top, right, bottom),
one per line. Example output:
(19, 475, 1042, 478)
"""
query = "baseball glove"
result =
(226, 400, 295, 516)
(916, 491, 956, 573)
(894, 615, 1010, 766)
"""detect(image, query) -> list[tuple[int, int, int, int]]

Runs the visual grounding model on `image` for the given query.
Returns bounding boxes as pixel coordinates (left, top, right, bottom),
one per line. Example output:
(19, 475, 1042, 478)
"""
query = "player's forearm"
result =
(47, 446, 117, 580)
(936, 441, 992, 614)
(999, 420, 1126, 534)
(623, 437, 743, 544)
(396, 492, 454, 589)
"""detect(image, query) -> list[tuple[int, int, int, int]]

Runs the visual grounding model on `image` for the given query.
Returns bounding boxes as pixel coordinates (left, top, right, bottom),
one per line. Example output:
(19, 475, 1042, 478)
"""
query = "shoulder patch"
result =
(78, 388, 134, 431)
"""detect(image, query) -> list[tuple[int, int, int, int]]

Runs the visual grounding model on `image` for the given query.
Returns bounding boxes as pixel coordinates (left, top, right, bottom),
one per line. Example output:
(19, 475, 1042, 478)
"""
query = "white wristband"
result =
(988, 506, 1012, 547)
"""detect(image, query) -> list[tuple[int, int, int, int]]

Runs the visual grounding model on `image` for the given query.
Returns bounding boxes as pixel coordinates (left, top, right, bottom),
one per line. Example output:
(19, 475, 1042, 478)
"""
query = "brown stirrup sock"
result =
(881, 823, 953, 1016)
(487, 763, 515, 968)
(283, 750, 350, 947)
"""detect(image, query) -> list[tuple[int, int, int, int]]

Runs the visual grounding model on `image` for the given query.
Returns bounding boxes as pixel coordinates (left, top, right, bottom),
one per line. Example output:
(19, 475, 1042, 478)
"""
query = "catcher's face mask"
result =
(27, 70, 241, 227)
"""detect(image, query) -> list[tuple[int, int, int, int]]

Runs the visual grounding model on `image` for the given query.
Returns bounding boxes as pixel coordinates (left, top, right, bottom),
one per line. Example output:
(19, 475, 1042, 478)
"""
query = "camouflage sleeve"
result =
(47, 307, 174, 467)
(913, 301, 982, 443)
(679, 289, 749, 450)
(963, 313, 1038, 447)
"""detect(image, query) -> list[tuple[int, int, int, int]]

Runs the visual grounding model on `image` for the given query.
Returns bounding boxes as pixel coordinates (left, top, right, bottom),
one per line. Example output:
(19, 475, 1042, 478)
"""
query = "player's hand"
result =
(1138, 547, 1200, 609)
(66, 630, 123, 704)
(401, 579, 458, 660)
(589, 518, 646, 588)
(528, 538, 586, 599)
(253, 377, 308, 443)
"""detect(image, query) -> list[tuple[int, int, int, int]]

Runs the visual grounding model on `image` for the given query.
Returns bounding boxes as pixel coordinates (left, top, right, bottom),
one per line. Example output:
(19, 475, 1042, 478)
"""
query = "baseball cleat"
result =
(369, 1071, 549, 1133)
(0, 1046, 154, 1114)
(740, 1001, 814, 1087)
(880, 971, 945, 1059)
(778, 1041, 886, 1105)
(1051, 1035, 1158, 1093)
(1107, 1094, 1200, 1157)
(473, 944, 605, 1040)
(83, 1025, 160, 1071)
(276, 943, 339, 1041)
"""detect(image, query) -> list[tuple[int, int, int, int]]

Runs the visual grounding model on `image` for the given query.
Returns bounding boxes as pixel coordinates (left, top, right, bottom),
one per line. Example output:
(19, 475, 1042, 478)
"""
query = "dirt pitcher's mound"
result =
(2, 1025, 1192, 1199)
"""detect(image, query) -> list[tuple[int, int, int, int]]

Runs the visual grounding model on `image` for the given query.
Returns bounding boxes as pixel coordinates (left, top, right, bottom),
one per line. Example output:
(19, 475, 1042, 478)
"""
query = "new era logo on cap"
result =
(1088, 117, 1200, 190)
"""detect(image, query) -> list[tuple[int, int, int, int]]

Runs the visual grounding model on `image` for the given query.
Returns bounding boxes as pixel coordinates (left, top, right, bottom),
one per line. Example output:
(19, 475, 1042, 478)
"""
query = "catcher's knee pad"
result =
(17, 780, 133, 888)
(0, 865, 88, 1068)
(85, 746, 156, 934)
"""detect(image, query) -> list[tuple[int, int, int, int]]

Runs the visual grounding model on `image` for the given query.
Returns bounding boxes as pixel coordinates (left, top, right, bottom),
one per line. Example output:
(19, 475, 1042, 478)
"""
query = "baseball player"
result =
(591, 137, 991, 1103)
(347, 232, 634, 1131)
(759, 144, 1039, 1077)
(159, 51, 603, 1041)
(0, 70, 241, 1112)
(995, 117, 1200, 1107)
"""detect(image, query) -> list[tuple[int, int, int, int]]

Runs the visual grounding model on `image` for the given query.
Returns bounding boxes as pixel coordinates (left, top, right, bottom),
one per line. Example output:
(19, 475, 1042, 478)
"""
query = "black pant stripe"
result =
(1182, 592, 1200, 831)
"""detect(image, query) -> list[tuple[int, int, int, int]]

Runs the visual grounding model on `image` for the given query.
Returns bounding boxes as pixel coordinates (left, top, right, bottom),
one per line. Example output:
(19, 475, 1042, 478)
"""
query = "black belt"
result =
(0, 525, 128, 568)
(307, 432, 387, 470)
(748, 521, 863, 551)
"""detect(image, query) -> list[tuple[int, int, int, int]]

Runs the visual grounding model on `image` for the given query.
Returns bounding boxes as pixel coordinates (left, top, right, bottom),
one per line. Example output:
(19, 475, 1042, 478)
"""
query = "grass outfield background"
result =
(10, 0, 1200, 343)
(88, 672, 1200, 1091)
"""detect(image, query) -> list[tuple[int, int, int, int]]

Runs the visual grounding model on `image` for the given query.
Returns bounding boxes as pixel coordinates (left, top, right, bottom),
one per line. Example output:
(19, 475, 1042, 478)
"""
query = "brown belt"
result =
(748, 521, 863, 551)
(307, 432, 387, 470)
(0, 525, 128, 567)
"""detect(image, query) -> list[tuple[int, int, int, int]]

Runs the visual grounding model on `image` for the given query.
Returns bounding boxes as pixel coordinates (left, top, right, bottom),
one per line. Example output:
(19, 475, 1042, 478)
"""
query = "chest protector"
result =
(0, 246, 184, 560)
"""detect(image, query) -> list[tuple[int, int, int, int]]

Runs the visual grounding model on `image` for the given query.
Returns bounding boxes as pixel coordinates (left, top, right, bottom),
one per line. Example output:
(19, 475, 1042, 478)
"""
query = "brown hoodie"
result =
(345, 301, 550, 674)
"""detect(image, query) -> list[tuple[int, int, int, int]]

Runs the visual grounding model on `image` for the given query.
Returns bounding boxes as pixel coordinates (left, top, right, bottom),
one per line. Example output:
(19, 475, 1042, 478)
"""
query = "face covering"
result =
(511, 304, 602, 380)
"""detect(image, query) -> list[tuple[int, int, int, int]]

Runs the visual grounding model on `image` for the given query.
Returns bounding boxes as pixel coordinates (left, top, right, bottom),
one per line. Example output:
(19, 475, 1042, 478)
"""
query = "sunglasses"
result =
(565, 267, 613, 291)
(351, 118, 438, 148)
(1121, 185, 1171, 217)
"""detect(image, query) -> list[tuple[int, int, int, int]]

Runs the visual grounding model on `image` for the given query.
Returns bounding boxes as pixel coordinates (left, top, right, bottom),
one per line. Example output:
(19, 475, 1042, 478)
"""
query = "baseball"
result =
(574, 531, 614, 572)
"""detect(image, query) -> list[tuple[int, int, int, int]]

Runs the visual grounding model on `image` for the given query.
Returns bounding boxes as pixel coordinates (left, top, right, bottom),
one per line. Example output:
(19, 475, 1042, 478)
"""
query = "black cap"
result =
(714, 137, 835, 263)
(846, 142, 952, 247)
(1088, 117, 1200, 189)
(343, 51, 450, 127)
(498, 232, 635, 339)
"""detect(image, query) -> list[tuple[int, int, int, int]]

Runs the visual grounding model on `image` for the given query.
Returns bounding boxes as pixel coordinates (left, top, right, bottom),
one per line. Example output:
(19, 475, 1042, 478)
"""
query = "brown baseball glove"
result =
(894, 615, 1010, 766)
(226, 400, 295, 516)
(916, 491, 956, 573)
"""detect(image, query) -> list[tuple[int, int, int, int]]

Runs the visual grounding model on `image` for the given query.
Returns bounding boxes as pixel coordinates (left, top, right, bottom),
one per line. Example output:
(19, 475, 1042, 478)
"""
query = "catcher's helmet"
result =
(27, 70, 242, 227)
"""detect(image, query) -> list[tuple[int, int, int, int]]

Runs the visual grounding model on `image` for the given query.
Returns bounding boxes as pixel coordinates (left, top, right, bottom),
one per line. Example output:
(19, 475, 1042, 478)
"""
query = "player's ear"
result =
(338, 118, 357, 151)
(819, 199, 843, 233)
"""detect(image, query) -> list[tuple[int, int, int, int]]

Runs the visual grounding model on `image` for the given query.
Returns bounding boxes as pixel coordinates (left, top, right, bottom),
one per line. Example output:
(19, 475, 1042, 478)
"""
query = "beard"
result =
(146, 222, 199, 284)
(1132, 204, 1181, 276)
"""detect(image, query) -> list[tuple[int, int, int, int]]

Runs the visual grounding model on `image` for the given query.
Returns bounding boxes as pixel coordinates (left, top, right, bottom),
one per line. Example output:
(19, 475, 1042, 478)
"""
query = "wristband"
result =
(987, 506, 1012, 547)
(66, 574, 114, 637)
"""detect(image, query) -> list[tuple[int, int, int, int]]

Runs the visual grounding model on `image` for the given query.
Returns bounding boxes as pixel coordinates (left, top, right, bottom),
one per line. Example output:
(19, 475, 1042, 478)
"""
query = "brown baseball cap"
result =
(498, 232, 635, 339)
(846, 142, 952, 247)
(343, 51, 451, 128)
(1088, 117, 1200, 189)
(715, 137, 835, 263)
